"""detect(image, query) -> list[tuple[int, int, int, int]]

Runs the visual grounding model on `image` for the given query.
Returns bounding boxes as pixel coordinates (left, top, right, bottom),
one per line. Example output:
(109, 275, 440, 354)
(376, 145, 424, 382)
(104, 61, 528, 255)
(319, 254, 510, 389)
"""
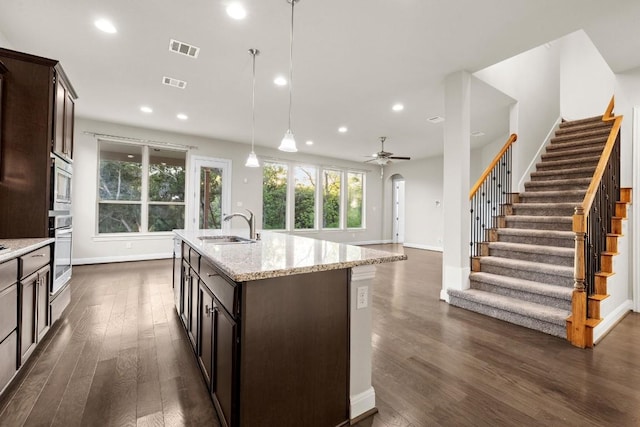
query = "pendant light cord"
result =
(251, 49, 257, 152)
(287, 0, 295, 131)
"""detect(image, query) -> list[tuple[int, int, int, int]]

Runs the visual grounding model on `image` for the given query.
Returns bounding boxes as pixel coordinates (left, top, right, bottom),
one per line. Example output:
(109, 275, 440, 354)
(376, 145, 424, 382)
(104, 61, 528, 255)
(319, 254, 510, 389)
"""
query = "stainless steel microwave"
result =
(50, 154, 72, 212)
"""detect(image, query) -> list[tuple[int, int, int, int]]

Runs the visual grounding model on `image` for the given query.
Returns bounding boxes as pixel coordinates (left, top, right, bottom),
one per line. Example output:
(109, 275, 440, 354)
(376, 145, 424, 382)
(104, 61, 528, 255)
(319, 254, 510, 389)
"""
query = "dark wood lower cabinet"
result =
(20, 273, 37, 363)
(198, 285, 214, 386)
(175, 241, 349, 427)
(213, 306, 237, 427)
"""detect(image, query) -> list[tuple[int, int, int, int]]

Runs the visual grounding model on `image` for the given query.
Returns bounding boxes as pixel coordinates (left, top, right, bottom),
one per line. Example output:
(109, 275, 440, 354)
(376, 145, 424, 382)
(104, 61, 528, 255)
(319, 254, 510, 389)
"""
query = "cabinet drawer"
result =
(20, 246, 50, 279)
(0, 284, 18, 341)
(0, 331, 18, 394)
(200, 260, 237, 317)
(0, 259, 18, 292)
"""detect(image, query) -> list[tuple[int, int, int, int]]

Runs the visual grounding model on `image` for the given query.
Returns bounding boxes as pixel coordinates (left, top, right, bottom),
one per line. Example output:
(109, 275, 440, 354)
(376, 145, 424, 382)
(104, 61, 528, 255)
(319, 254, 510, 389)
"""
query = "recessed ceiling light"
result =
(140, 106, 153, 113)
(305, 140, 313, 146)
(471, 131, 485, 137)
(274, 76, 287, 86)
(427, 115, 445, 124)
(338, 126, 348, 133)
(177, 113, 188, 120)
(392, 103, 404, 112)
(94, 19, 117, 34)
(127, 154, 134, 159)
(226, 3, 247, 20)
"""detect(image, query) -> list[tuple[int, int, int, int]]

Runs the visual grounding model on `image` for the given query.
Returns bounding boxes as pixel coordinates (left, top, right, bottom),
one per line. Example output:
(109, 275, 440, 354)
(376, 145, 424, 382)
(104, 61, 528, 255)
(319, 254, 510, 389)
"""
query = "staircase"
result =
(448, 115, 613, 339)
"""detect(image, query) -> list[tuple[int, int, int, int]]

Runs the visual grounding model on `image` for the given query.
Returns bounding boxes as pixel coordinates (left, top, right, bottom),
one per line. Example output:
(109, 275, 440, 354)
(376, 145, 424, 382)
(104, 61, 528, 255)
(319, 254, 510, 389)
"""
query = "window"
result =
(347, 172, 364, 228)
(294, 165, 317, 230)
(262, 162, 288, 230)
(98, 140, 186, 234)
(262, 161, 365, 232)
(322, 169, 341, 229)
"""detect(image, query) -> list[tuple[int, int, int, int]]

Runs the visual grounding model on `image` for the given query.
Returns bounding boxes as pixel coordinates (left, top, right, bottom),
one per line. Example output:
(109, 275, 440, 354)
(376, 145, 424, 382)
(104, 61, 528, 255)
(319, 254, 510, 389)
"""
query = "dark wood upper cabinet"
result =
(0, 48, 77, 238)
(0, 60, 7, 168)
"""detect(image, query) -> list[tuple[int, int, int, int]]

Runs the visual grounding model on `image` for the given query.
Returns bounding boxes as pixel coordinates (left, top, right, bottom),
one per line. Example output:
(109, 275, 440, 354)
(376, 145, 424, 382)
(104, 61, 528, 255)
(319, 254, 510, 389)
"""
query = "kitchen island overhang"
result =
(173, 229, 406, 426)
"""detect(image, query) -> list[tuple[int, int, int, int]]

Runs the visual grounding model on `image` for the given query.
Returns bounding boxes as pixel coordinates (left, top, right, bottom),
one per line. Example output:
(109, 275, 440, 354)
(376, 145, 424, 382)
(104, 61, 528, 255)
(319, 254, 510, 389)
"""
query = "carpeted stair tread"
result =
(549, 128, 611, 144)
(547, 136, 606, 152)
(530, 166, 596, 181)
(541, 145, 604, 161)
(519, 190, 585, 202)
(448, 289, 571, 326)
(480, 256, 573, 278)
(511, 202, 577, 216)
(487, 241, 574, 257)
(496, 228, 574, 238)
(535, 156, 600, 170)
(555, 120, 612, 136)
(558, 115, 603, 127)
(470, 272, 573, 301)
(504, 216, 572, 231)
(525, 178, 591, 191)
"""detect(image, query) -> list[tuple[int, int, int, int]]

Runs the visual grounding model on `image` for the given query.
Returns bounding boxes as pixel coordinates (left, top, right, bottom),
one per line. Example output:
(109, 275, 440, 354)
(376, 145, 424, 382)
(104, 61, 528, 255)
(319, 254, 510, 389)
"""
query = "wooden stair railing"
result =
(568, 96, 624, 348)
(469, 133, 517, 258)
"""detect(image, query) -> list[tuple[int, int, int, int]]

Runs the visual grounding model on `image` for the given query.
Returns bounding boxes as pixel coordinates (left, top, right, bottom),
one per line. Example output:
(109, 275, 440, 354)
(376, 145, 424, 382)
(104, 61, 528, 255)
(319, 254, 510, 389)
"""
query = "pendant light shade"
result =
(245, 48, 261, 168)
(278, 0, 299, 152)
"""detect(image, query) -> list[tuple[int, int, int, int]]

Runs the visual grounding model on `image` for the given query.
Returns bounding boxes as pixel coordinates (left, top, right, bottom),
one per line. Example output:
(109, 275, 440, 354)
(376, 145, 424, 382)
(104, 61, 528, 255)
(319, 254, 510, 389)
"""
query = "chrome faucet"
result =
(223, 209, 257, 240)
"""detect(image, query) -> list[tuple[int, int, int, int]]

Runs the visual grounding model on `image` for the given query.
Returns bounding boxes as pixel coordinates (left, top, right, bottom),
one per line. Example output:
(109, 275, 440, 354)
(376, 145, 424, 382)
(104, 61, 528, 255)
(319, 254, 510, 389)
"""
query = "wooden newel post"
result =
(570, 206, 588, 347)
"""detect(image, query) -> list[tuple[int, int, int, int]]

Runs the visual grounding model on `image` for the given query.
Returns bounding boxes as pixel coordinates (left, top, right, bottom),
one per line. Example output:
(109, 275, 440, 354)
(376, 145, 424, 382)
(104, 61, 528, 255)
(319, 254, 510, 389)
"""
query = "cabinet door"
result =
(53, 77, 66, 155)
(213, 306, 237, 427)
(188, 269, 199, 348)
(20, 274, 37, 365)
(179, 261, 189, 327)
(173, 250, 182, 312)
(36, 266, 50, 339)
(63, 90, 74, 158)
(198, 285, 215, 388)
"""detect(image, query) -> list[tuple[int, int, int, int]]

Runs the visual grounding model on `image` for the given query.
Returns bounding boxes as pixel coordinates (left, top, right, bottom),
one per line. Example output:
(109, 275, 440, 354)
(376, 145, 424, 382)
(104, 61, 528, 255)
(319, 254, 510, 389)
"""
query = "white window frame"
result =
(261, 159, 367, 232)
(96, 139, 187, 235)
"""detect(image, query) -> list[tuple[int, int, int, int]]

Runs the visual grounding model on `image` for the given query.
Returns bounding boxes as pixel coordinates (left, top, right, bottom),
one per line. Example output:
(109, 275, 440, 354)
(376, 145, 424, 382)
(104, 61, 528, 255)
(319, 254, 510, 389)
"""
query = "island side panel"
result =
(240, 269, 349, 427)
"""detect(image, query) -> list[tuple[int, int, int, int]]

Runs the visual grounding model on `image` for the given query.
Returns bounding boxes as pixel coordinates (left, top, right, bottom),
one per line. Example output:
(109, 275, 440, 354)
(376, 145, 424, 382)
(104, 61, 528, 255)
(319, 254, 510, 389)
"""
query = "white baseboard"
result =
(350, 386, 376, 420)
(351, 240, 392, 245)
(403, 242, 443, 252)
(593, 299, 634, 344)
(73, 252, 173, 265)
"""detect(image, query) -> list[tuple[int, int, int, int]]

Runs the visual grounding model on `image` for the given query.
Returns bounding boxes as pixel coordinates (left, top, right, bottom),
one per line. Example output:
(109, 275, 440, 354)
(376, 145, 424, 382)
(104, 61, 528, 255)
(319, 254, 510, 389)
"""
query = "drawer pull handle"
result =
(207, 273, 216, 277)
(31, 254, 46, 258)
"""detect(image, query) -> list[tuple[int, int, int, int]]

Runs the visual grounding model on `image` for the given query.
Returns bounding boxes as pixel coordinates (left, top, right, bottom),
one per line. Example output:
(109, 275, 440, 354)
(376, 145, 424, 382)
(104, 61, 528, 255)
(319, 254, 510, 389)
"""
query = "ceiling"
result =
(1, 0, 639, 163)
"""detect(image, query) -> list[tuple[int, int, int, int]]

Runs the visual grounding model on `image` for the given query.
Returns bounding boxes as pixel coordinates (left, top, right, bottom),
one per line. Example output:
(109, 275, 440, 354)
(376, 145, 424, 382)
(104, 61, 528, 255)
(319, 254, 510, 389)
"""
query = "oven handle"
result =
(56, 228, 73, 236)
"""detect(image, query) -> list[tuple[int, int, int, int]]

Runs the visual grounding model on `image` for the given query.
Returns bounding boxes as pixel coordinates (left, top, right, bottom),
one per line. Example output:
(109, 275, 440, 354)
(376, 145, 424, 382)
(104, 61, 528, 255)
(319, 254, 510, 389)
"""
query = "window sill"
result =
(93, 232, 175, 242)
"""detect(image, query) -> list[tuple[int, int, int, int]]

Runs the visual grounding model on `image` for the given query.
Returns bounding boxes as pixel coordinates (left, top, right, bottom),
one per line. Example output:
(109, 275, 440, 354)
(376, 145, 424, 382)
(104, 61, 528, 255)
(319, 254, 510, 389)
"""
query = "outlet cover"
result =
(356, 286, 368, 309)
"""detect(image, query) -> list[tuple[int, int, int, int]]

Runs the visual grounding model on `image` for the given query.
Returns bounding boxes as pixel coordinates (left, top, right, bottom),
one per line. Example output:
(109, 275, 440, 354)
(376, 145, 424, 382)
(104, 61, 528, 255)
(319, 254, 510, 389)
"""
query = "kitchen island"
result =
(173, 229, 406, 427)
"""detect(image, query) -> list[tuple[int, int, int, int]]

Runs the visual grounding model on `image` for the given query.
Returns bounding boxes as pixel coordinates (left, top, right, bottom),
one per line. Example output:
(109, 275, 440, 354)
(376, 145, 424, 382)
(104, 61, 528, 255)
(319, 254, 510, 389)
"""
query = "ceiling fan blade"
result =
(364, 158, 377, 163)
(388, 156, 411, 160)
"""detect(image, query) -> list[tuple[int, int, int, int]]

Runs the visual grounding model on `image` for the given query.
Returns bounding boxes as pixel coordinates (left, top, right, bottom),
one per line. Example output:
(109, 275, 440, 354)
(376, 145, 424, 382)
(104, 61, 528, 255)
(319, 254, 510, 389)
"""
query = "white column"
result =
(349, 264, 376, 419)
(441, 71, 472, 301)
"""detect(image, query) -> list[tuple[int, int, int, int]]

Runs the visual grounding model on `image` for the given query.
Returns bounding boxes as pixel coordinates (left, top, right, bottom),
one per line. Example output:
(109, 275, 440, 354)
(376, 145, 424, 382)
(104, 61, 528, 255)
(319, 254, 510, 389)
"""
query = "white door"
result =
(392, 180, 405, 243)
(190, 156, 231, 230)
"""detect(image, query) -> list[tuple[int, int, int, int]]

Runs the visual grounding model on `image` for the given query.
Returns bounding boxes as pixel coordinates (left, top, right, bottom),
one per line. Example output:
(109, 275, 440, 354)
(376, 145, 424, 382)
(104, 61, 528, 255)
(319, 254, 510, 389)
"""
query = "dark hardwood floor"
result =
(1, 246, 639, 426)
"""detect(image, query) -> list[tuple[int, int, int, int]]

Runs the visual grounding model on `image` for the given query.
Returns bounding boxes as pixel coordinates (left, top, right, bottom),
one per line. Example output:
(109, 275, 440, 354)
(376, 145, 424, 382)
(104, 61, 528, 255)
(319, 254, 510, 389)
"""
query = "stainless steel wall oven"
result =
(49, 214, 72, 294)
(50, 154, 72, 212)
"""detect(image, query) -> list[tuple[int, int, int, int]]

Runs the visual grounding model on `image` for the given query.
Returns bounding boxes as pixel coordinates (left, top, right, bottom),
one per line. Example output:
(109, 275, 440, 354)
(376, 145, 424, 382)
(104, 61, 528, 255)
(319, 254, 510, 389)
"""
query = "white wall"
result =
(383, 156, 444, 251)
(0, 30, 13, 49)
(72, 118, 385, 264)
(470, 134, 510, 186)
(474, 43, 561, 191)
(559, 30, 615, 121)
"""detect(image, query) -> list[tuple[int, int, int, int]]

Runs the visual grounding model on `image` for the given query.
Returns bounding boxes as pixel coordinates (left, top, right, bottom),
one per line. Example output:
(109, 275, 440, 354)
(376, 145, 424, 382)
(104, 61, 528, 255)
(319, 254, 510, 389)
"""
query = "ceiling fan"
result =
(364, 137, 411, 166)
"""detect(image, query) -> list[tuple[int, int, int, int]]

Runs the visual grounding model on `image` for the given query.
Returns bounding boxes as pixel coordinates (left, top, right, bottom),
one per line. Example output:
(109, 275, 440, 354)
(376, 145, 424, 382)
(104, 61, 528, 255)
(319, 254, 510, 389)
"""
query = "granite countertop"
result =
(0, 238, 54, 263)
(174, 229, 407, 282)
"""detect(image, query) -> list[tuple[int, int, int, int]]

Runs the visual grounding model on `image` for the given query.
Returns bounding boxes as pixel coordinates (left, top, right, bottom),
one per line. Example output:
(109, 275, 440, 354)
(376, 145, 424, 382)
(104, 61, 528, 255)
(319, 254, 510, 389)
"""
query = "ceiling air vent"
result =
(471, 131, 485, 137)
(162, 76, 187, 89)
(169, 39, 200, 58)
(427, 116, 445, 124)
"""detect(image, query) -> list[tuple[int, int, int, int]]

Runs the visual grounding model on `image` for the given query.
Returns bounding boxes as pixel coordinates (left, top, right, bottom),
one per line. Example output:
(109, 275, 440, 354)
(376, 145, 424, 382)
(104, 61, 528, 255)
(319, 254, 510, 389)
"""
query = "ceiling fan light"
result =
(279, 129, 298, 152)
(245, 151, 260, 167)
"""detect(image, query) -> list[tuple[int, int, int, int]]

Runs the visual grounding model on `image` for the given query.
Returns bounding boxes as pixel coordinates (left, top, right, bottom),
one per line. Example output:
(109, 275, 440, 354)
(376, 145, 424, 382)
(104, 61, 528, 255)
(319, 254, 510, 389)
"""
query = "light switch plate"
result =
(357, 286, 368, 309)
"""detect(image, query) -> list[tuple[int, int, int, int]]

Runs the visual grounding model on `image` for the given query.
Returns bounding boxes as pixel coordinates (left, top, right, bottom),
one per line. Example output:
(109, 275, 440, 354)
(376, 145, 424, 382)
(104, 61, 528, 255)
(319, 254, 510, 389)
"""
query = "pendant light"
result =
(245, 48, 261, 167)
(278, 0, 299, 152)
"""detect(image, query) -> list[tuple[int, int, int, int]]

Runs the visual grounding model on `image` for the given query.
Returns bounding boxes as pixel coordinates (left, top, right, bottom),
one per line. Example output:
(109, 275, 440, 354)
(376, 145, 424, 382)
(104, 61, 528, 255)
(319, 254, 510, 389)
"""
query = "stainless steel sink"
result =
(197, 235, 255, 244)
